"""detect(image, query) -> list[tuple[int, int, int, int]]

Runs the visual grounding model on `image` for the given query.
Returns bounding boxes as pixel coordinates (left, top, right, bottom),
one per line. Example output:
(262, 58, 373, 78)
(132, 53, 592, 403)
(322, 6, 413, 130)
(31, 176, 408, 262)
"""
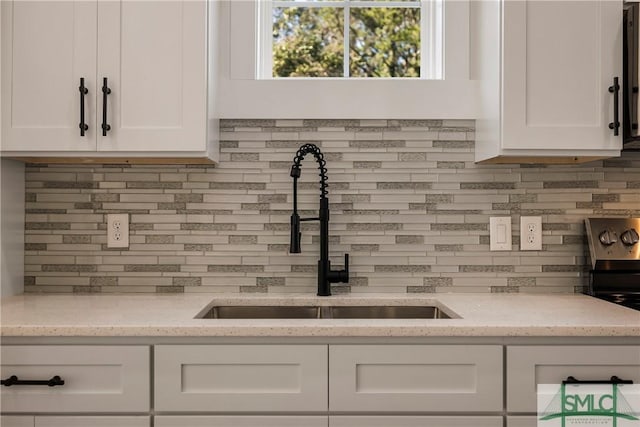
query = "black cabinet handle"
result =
(1, 375, 65, 387)
(563, 375, 633, 385)
(101, 77, 112, 136)
(609, 77, 620, 136)
(79, 78, 89, 136)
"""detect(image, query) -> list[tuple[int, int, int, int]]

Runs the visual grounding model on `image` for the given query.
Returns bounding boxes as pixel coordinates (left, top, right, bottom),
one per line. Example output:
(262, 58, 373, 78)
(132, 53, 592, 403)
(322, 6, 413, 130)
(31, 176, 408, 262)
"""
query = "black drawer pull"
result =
(1, 375, 65, 387)
(101, 77, 112, 136)
(563, 375, 633, 385)
(79, 78, 89, 136)
(609, 77, 620, 136)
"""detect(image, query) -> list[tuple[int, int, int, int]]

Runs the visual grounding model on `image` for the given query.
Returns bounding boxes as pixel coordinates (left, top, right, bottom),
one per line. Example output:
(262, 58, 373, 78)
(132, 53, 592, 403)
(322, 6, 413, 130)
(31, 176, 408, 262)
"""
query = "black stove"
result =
(585, 218, 640, 310)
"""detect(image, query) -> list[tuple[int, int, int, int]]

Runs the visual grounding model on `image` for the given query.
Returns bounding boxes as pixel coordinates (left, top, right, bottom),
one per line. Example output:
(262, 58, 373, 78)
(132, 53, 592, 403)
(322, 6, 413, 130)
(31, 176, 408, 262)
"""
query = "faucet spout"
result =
(289, 144, 349, 296)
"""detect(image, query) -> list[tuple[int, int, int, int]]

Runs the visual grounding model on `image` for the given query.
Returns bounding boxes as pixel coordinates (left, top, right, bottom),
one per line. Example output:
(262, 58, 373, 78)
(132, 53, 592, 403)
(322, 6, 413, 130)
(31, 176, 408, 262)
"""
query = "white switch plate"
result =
(520, 216, 542, 251)
(107, 214, 129, 248)
(490, 217, 512, 251)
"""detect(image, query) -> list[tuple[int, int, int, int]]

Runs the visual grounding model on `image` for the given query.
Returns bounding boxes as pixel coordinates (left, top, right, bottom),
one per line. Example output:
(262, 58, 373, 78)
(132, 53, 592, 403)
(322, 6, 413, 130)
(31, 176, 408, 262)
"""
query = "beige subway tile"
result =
(185, 285, 241, 293)
(120, 194, 174, 202)
(102, 256, 158, 264)
(36, 277, 90, 286)
(101, 285, 158, 293)
(97, 265, 125, 272)
(25, 255, 75, 264)
(131, 214, 186, 223)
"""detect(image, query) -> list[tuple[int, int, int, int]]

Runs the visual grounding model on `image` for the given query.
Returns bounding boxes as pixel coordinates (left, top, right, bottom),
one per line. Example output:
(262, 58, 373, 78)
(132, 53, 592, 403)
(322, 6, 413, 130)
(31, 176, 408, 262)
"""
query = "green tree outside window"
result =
(272, 4, 421, 78)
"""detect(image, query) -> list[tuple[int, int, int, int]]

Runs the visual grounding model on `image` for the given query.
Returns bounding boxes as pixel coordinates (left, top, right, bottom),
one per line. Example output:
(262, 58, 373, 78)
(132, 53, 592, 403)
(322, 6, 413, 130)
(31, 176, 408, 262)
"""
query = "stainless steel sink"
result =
(200, 305, 321, 319)
(327, 305, 451, 319)
(197, 305, 454, 319)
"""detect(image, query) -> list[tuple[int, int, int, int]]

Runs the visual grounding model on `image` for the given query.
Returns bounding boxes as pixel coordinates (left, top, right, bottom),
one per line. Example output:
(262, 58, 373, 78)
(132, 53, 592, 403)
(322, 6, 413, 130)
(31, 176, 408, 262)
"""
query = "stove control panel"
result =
(586, 218, 640, 268)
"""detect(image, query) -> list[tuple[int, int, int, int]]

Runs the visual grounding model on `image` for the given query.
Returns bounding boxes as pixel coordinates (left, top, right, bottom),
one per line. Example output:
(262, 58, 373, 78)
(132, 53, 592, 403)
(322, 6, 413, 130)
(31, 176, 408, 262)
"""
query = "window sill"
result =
(217, 78, 477, 119)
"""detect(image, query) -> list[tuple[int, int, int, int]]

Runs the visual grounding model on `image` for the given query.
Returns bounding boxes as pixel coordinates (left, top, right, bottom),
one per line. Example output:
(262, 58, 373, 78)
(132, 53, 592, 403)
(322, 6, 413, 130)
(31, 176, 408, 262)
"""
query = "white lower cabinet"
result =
(0, 416, 34, 427)
(154, 345, 328, 412)
(35, 417, 150, 427)
(5, 342, 639, 424)
(154, 344, 502, 416)
(329, 416, 504, 427)
(506, 417, 536, 427)
(506, 345, 640, 413)
(154, 416, 328, 427)
(0, 346, 150, 413)
(329, 345, 503, 412)
(0, 416, 150, 427)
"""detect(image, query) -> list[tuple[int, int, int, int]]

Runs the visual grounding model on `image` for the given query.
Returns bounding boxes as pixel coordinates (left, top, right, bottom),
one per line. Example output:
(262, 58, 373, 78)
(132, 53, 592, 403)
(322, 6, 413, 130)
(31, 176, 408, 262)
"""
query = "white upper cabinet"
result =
(1, 0, 215, 162)
(96, 1, 207, 153)
(473, 0, 623, 164)
(1, 1, 97, 152)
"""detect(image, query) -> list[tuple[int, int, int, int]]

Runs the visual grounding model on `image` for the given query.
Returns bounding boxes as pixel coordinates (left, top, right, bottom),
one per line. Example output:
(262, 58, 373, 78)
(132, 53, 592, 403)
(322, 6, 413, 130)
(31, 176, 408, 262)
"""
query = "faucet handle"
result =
(340, 254, 349, 283)
(289, 213, 301, 253)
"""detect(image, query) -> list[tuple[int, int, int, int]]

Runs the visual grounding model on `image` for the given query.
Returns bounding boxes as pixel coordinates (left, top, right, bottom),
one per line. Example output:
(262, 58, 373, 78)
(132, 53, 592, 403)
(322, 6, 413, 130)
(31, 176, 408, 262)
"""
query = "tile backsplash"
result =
(23, 119, 640, 294)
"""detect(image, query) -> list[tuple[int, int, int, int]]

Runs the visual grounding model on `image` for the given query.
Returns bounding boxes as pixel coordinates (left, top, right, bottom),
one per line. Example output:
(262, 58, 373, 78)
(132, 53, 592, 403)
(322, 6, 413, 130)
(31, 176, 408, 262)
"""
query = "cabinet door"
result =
(96, 0, 207, 153)
(329, 345, 503, 412)
(154, 416, 328, 427)
(502, 1, 622, 152)
(155, 345, 328, 412)
(0, 346, 149, 413)
(35, 417, 149, 427)
(506, 417, 536, 427)
(330, 416, 503, 427)
(0, 416, 34, 427)
(1, 1, 97, 152)
(507, 345, 640, 413)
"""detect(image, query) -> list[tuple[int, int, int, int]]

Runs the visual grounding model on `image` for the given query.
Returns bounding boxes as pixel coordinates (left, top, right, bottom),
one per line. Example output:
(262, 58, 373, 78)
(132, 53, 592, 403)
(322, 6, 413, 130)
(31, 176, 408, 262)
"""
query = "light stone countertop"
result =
(1, 293, 639, 337)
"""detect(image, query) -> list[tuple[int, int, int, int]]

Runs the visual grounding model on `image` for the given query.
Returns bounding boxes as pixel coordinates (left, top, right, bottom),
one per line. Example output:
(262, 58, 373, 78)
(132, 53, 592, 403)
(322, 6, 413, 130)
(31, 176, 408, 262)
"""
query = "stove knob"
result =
(621, 228, 639, 246)
(599, 230, 617, 246)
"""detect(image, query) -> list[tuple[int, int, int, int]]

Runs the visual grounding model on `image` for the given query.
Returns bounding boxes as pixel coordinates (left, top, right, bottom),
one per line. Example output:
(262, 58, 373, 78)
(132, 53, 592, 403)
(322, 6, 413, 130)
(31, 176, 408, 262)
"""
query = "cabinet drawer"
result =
(35, 417, 150, 427)
(329, 345, 502, 412)
(506, 417, 536, 427)
(0, 416, 34, 427)
(507, 345, 640, 412)
(154, 416, 327, 427)
(0, 346, 150, 413)
(154, 345, 328, 412)
(330, 416, 504, 427)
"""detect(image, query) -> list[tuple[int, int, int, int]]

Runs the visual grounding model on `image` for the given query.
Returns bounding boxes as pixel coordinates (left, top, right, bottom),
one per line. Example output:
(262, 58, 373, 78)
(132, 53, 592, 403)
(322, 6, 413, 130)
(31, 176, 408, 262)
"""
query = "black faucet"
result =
(289, 143, 349, 296)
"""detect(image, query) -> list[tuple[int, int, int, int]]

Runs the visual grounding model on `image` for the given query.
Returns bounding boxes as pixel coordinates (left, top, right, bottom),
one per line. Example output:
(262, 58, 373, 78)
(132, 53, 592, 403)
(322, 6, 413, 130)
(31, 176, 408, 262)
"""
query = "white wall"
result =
(1, 159, 25, 297)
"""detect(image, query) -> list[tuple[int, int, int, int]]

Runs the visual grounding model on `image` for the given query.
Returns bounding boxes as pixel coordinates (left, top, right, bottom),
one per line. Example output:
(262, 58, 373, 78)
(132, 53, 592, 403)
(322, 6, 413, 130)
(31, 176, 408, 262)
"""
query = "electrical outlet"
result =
(520, 216, 542, 251)
(107, 214, 129, 248)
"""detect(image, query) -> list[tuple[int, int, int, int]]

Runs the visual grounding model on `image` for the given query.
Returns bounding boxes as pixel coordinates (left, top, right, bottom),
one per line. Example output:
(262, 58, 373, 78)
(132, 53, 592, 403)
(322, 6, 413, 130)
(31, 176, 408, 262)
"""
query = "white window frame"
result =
(258, 0, 443, 79)
(216, 0, 475, 119)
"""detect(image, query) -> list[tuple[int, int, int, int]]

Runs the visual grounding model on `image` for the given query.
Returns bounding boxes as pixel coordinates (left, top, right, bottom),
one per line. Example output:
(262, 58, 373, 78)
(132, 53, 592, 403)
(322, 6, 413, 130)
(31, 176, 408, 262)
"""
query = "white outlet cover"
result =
(107, 214, 129, 248)
(489, 217, 512, 251)
(520, 216, 542, 251)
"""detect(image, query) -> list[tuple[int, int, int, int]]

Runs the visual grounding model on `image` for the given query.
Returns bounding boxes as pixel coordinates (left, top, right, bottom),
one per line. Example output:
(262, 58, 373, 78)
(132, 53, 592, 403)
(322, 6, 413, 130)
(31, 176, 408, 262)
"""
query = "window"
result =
(220, 0, 473, 118)
(258, 0, 443, 79)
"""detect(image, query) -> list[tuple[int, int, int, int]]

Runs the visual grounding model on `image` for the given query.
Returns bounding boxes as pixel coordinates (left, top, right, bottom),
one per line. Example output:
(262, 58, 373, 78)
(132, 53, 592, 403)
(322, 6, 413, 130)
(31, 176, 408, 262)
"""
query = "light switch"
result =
(497, 224, 507, 243)
(490, 217, 512, 251)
